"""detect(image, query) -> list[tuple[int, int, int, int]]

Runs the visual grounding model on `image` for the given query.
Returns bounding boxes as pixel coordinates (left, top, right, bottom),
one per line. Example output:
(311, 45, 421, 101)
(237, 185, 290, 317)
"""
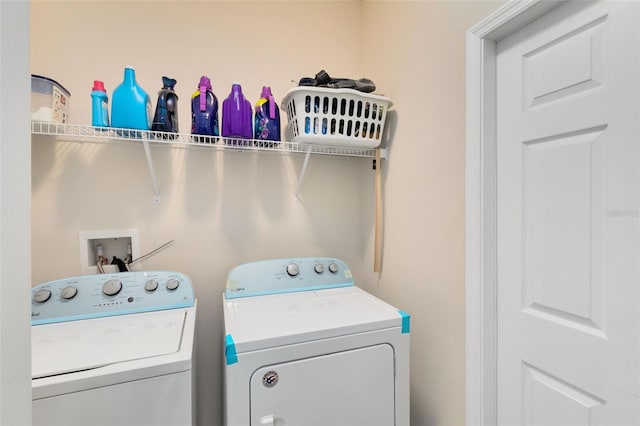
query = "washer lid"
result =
(32, 309, 186, 379)
(223, 286, 404, 354)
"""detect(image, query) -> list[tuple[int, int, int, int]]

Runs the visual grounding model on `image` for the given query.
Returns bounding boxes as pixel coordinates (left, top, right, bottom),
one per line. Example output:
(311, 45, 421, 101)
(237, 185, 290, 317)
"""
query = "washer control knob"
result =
(166, 278, 180, 291)
(286, 263, 300, 277)
(145, 279, 159, 292)
(314, 264, 325, 274)
(328, 263, 339, 274)
(102, 279, 122, 296)
(60, 286, 78, 300)
(33, 289, 51, 304)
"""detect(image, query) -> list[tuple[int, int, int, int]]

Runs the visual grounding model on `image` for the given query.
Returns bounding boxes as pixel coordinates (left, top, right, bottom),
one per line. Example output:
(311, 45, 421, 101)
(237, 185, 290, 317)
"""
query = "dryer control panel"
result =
(225, 257, 354, 299)
(31, 270, 195, 325)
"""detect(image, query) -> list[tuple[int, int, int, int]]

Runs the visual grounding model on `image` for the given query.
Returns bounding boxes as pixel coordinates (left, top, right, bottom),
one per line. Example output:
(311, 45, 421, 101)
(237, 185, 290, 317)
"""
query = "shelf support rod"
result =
(294, 145, 313, 202)
(141, 134, 161, 203)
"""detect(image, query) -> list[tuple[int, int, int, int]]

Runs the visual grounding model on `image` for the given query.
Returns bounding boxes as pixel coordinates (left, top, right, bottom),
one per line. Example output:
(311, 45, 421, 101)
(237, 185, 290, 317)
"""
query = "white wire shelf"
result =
(31, 121, 387, 203)
(31, 121, 378, 159)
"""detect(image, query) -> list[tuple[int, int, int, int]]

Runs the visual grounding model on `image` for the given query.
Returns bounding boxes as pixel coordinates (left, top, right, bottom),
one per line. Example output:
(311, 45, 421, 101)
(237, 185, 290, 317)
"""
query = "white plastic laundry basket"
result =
(281, 87, 392, 148)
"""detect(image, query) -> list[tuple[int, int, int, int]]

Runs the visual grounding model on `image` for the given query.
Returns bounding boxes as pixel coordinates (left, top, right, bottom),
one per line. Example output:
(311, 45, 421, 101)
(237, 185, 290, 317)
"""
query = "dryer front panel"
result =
(250, 344, 394, 426)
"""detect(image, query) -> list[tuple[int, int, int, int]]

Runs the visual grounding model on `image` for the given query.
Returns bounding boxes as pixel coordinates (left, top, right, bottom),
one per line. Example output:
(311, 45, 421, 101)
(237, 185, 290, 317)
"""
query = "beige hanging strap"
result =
(374, 148, 383, 272)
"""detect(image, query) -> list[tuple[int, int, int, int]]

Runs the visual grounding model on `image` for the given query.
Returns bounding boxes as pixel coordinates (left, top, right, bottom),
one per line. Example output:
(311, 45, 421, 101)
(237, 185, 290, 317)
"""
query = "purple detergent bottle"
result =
(222, 83, 253, 145)
(191, 76, 219, 143)
(254, 86, 281, 146)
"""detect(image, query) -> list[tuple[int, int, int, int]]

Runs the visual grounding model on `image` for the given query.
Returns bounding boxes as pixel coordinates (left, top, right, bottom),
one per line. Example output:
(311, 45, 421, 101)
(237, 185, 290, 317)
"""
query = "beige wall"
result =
(360, 2, 502, 424)
(31, 1, 501, 425)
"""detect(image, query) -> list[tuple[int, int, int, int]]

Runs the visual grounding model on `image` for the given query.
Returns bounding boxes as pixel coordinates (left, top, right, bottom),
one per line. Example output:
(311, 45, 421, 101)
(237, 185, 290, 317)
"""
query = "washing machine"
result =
(222, 257, 410, 426)
(31, 270, 197, 426)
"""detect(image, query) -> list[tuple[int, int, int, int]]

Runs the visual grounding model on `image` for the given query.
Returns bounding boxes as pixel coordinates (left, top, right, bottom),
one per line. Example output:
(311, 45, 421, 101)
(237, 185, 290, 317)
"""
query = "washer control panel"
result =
(225, 257, 353, 299)
(31, 271, 194, 325)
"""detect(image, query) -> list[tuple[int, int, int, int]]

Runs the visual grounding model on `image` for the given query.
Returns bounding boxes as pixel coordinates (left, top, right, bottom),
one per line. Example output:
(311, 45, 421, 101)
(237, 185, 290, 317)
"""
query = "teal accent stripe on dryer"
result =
(398, 310, 411, 333)
(225, 334, 238, 365)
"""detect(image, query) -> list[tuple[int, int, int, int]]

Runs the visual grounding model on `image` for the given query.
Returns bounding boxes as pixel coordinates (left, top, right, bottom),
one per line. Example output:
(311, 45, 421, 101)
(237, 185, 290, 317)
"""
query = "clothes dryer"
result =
(222, 257, 410, 426)
(31, 271, 196, 426)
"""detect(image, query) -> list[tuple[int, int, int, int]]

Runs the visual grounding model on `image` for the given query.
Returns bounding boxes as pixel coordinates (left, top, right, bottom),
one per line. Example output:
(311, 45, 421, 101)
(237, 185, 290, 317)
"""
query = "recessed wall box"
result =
(79, 229, 140, 275)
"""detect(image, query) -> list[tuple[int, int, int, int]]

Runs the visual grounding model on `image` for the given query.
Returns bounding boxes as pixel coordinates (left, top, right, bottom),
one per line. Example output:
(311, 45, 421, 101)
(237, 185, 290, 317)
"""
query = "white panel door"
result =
(250, 344, 394, 426)
(496, 1, 639, 425)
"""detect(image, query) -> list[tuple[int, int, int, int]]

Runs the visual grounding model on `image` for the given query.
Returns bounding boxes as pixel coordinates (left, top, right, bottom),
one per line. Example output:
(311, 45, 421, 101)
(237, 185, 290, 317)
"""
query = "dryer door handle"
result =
(259, 415, 275, 425)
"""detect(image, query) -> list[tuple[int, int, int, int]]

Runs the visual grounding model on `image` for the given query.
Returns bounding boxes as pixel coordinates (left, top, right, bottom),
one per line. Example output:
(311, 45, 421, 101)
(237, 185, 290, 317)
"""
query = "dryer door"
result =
(250, 344, 395, 426)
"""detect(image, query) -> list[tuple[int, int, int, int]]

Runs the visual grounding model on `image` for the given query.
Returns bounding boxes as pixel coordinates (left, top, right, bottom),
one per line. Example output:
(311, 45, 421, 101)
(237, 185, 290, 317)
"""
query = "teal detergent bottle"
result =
(91, 80, 110, 128)
(111, 67, 152, 131)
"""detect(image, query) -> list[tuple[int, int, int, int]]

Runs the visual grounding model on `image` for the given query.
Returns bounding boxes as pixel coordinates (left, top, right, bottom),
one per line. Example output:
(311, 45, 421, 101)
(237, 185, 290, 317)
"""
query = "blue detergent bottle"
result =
(152, 76, 179, 136)
(222, 83, 253, 145)
(111, 67, 152, 131)
(91, 80, 110, 128)
(191, 76, 219, 142)
(254, 86, 280, 145)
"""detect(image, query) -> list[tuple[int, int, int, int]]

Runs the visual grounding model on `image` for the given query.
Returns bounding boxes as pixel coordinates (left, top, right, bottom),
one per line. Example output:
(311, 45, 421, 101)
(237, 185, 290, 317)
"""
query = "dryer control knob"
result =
(102, 279, 122, 296)
(286, 263, 300, 277)
(166, 278, 180, 291)
(60, 286, 78, 300)
(328, 262, 339, 273)
(145, 279, 159, 292)
(314, 264, 325, 274)
(33, 289, 51, 304)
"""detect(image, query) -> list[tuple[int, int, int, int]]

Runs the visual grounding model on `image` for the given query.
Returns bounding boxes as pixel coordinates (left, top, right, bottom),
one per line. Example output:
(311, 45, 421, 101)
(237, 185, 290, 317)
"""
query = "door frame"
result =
(0, 1, 32, 424)
(465, 1, 568, 424)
